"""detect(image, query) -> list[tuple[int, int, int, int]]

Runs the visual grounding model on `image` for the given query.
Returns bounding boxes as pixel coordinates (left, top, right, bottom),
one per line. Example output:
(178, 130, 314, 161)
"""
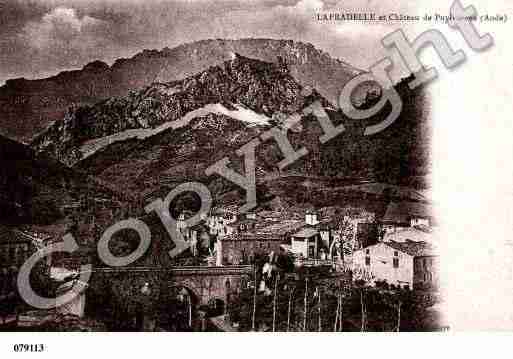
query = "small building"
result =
(353, 240, 438, 290)
(289, 213, 333, 261)
(206, 207, 238, 238)
(216, 233, 283, 266)
(291, 227, 320, 259)
(380, 201, 433, 234)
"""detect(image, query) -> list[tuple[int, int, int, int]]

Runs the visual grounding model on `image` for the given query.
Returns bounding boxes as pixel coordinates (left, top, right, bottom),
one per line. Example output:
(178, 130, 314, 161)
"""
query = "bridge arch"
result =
(81, 265, 253, 331)
(159, 284, 199, 331)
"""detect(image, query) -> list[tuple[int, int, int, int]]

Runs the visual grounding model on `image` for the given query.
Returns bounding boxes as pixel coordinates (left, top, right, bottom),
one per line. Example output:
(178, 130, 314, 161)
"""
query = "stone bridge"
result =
(88, 265, 252, 304)
(80, 265, 253, 330)
(163, 266, 253, 305)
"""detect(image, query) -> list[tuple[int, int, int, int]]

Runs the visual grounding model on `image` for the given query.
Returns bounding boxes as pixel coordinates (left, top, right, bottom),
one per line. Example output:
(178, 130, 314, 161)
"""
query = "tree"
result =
(376, 281, 405, 332)
(331, 215, 356, 262)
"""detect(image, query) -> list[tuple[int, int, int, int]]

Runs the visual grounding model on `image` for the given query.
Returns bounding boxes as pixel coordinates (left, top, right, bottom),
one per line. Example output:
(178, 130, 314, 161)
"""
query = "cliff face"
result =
(0, 38, 361, 142)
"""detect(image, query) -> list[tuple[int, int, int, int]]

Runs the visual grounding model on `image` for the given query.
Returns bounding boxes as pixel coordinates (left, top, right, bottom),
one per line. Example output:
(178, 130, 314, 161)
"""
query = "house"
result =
(215, 233, 283, 266)
(352, 240, 438, 290)
(206, 207, 238, 238)
(291, 227, 321, 259)
(289, 212, 336, 260)
(380, 201, 433, 234)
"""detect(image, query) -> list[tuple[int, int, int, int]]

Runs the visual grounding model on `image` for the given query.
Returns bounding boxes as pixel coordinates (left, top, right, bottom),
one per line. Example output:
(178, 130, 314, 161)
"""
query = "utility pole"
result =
(334, 292, 339, 332)
(251, 264, 257, 331)
(396, 301, 402, 332)
(272, 273, 279, 332)
(338, 293, 343, 332)
(317, 287, 322, 332)
(360, 288, 366, 332)
(187, 295, 192, 328)
(287, 286, 295, 332)
(303, 276, 308, 331)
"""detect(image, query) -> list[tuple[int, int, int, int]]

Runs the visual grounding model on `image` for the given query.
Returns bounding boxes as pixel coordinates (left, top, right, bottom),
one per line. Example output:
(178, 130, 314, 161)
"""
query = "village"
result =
(0, 184, 442, 332)
(182, 197, 438, 291)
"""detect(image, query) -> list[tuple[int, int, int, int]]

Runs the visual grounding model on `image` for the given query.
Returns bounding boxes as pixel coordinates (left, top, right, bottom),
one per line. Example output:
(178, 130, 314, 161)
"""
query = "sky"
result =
(0, 0, 425, 85)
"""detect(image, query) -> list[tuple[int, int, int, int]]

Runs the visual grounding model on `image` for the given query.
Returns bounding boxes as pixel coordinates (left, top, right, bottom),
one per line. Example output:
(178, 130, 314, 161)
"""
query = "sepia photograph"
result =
(0, 0, 512, 356)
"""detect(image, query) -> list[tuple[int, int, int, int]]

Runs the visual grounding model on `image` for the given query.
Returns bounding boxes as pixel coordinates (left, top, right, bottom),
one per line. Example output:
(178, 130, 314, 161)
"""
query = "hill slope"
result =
(0, 134, 125, 226)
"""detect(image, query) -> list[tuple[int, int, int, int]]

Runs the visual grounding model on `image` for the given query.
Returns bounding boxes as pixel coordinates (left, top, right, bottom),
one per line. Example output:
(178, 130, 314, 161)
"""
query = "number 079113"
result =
(13, 344, 44, 352)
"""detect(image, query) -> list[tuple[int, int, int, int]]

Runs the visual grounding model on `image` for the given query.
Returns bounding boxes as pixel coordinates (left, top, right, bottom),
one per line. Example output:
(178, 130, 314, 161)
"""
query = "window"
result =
(365, 256, 371, 266)
(393, 257, 399, 268)
(394, 251, 398, 256)
(423, 258, 427, 268)
(365, 249, 370, 255)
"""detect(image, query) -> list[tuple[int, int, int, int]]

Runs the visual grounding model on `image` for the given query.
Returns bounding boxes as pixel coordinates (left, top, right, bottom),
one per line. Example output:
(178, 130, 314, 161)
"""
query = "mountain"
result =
(0, 38, 361, 143)
(30, 54, 331, 196)
(31, 53, 332, 165)
(31, 54, 430, 210)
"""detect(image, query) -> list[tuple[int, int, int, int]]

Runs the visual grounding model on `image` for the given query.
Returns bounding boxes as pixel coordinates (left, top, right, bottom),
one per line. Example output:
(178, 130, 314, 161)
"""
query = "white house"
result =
(353, 240, 438, 290)
(291, 227, 320, 259)
(289, 212, 337, 261)
(206, 207, 237, 238)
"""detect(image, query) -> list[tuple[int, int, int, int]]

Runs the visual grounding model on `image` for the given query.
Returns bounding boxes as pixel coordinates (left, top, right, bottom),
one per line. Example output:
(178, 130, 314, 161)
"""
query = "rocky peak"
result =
(31, 54, 330, 166)
(83, 61, 110, 73)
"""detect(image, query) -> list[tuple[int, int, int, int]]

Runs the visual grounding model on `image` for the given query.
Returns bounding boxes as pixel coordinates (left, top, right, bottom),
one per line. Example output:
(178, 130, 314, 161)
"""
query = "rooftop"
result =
(257, 219, 305, 236)
(292, 227, 319, 238)
(383, 226, 437, 244)
(222, 232, 284, 242)
(381, 201, 432, 224)
(385, 240, 437, 257)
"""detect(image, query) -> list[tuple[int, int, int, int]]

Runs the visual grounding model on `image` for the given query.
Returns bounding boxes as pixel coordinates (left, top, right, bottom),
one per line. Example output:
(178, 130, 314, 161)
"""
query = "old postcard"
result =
(0, 0, 512, 356)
